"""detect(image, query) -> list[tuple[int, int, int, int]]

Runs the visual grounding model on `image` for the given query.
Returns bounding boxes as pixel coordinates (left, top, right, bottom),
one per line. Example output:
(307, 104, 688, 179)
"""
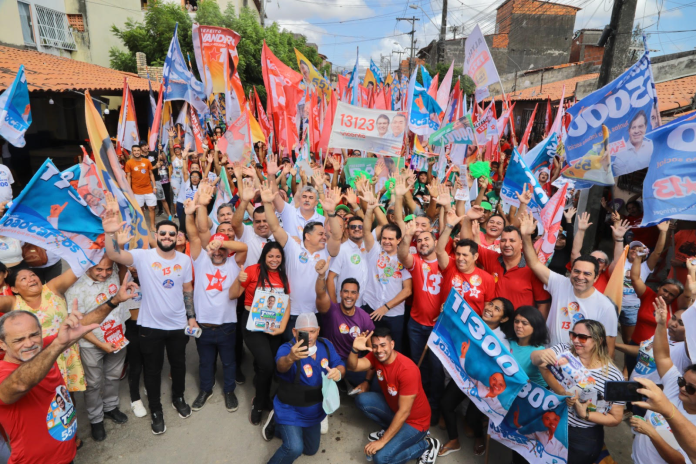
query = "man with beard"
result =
(102, 194, 195, 435)
(233, 178, 275, 267)
(125, 144, 157, 231)
(461, 205, 551, 317)
(328, 216, 368, 306)
(519, 211, 617, 355)
(0, 279, 137, 464)
(184, 197, 247, 414)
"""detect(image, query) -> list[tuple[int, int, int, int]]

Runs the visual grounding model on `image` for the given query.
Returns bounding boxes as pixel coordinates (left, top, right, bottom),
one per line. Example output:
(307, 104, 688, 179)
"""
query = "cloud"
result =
(275, 20, 329, 46)
(266, 0, 375, 22)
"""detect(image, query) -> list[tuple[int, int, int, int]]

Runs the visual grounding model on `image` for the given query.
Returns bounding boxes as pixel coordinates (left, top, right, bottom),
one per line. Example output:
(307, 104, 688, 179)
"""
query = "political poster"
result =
(407, 67, 443, 136)
(246, 289, 289, 333)
(564, 49, 657, 177)
(501, 149, 549, 213)
(534, 184, 568, 265)
(163, 24, 209, 117)
(561, 125, 614, 186)
(639, 111, 696, 227)
(464, 24, 501, 102)
(428, 289, 529, 426)
(295, 49, 332, 99)
(429, 114, 475, 146)
(474, 105, 499, 145)
(0, 159, 104, 276)
(489, 381, 569, 464)
(523, 132, 560, 175)
(192, 24, 241, 95)
(328, 102, 406, 157)
(0, 64, 31, 147)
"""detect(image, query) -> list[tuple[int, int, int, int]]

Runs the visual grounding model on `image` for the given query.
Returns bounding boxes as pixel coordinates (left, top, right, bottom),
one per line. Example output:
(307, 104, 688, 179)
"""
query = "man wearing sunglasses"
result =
(327, 216, 368, 307)
(631, 300, 696, 464)
(102, 211, 195, 435)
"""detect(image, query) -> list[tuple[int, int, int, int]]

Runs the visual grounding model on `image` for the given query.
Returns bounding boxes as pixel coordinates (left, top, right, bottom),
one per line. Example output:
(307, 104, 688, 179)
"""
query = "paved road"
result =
(72, 341, 636, 464)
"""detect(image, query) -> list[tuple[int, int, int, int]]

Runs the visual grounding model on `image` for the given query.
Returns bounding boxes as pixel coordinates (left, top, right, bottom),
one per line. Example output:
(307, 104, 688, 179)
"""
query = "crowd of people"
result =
(0, 130, 695, 464)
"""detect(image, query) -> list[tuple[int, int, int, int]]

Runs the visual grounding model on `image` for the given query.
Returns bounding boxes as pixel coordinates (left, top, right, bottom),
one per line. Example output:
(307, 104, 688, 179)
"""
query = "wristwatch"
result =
(585, 410, 591, 421)
(351, 347, 359, 354)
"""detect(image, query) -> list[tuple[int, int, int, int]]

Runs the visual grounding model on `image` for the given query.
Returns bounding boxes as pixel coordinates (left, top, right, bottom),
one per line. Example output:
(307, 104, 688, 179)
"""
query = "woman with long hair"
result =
(532, 320, 624, 464)
(479, 213, 505, 253)
(438, 297, 514, 457)
(230, 241, 291, 427)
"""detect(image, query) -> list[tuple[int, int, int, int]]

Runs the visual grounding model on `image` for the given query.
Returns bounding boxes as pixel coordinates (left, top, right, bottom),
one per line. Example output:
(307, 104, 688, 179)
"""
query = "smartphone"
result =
(184, 326, 202, 338)
(605, 381, 662, 402)
(298, 330, 310, 350)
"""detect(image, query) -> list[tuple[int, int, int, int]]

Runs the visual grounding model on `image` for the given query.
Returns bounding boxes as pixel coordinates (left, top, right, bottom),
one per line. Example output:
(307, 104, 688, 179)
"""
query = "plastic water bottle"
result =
(366, 453, 373, 462)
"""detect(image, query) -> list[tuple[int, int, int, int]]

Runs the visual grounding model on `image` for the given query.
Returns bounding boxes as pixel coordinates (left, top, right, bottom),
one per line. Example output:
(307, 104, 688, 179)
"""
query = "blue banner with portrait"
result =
(564, 47, 657, 177)
(0, 64, 32, 148)
(427, 289, 529, 426)
(501, 148, 549, 214)
(640, 111, 696, 227)
(0, 159, 104, 275)
(163, 24, 209, 117)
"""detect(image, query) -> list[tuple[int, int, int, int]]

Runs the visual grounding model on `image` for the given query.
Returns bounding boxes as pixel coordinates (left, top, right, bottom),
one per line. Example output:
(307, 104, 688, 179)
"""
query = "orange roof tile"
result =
(0, 46, 152, 93)
(656, 75, 696, 112)
(501, 73, 599, 101)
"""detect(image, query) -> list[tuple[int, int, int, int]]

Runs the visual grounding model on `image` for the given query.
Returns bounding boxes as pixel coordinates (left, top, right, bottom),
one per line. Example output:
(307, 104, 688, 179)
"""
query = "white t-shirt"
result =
(193, 252, 240, 324)
(623, 260, 652, 307)
(278, 203, 324, 239)
(632, 366, 696, 464)
(328, 240, 368, 306)
(545, 271, 618, 347)
(0, 236, 22, 265)
(131, 248, 193, 330)
(0, 164, 14, 203)
(363, 244, 412, 317)
(176, 180, 197, 204)
(239, 224, 274, 268)
(284, 238, 329, 316)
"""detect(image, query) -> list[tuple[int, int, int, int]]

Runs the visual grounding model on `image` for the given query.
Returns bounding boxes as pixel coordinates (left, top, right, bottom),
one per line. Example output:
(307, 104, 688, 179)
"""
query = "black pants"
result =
(441, 381, 467, 441)
(465, 398, 486, 439)
(244, 327, 283, 411)
(125, 320, 144, 402)
(139, 326, 189, 414)
(568, 425, 604, 464)
(160, 182, 172, 209)
(237, 305, 246, 372)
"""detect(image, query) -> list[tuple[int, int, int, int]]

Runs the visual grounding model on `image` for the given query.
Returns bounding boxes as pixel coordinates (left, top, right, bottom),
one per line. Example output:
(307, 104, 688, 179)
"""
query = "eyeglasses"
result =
(677, 376, 696, 395)
(596, 258, 607, 265)
(158, 231, 177, 237)
(568, 331, 592, 343)
(349, 224, 363, 231)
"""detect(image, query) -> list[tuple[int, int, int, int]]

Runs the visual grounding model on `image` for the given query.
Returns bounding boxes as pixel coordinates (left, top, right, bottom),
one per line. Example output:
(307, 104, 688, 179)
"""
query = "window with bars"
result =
(67, 14, 84, 32)
(17, 1, 35, 45)
(34, 5, 77, 50)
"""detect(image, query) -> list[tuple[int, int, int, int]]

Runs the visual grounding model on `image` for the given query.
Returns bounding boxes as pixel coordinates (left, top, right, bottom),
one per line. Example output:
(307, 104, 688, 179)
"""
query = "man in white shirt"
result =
(328, 216, 367, 306)
(66, 256, 130, 442)
(519, 211, 617, 356)
(233, 177, 274, 267)
(272, 184, 325, 239)
(185, 198, 247, 414)
(261, 180, 340, 341)
(0, 162, 14, 204)
(102, 200, 195, 436)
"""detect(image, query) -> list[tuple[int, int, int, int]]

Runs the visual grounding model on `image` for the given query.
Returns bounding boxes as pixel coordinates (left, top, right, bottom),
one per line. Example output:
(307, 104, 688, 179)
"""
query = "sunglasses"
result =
(568, 331, 592, 343)
(677, 376, 696, 395)
(596, 258, 607, 265)
(158, 231, 177, 237)
(349, 224, 363, 231)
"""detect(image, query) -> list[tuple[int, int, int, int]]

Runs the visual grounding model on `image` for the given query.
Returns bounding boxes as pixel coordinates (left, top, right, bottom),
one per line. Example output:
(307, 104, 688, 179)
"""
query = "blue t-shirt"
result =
(274, 338, 344, 427)
(509, 341, 547, 387)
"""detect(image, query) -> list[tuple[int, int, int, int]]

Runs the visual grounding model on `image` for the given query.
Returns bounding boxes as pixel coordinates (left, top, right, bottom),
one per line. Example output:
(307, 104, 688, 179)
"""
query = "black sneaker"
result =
(151, 412, 166, 435)
(235, 369, 246, 385)
(91, 421, 106, 441)
(192, 391, 213, 411)
(261, 409, 275, 441)
(249, 397, 262, 426)
(368, 429, 385, 442)
(225, 391, 239, 412)
(417, 437, 441, 464)
(172, 397, 192, 419)
(104, 407, 129, 424)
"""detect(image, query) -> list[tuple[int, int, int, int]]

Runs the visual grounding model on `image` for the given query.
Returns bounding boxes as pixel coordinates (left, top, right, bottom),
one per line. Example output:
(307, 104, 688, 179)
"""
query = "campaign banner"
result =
(163, 24, 209, 117)
(501, 148, 549, 213)
(427, 289, 529, 426)
(246, 289, 289, 333)
(565, 49, 657, 176)
(0, 159, 104, 275)
(523, 132, 559, 175)
(407, 67, 442, 136)
(534, 184, 568, 265)
(0, 65, 31, 147)
(369, 59, 384, 85)
(192, 24, 241, 95)
(489, 381, 569, 464)
(328, 102, 406, 157)
(296, 49, 331, 99)
(474, 105, 499, 145)
(464, 24, 501, 102)
(639, 111, 696, 227)
(344, 157, 405, 190)
(561, 125, 614, 187)
(429, 114, 474, 146)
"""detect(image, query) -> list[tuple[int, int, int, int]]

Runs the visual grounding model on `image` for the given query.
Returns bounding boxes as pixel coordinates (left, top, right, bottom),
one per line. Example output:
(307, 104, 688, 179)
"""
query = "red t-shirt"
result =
(477, 247, 551, 309)
(407, 254, 443, 326)
(565, 262, 610, 293)
(631, 287, 679, 344)
(241, 263, 289, 307)
(0, 335, 77, 464)
(626, 215, 659, 249)
(441, 260, 495, 315)
(478, 231, 500, 253)
(365, 351, 431, 432)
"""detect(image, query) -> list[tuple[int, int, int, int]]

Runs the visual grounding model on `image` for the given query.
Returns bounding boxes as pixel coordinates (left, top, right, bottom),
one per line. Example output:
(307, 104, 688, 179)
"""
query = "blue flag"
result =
(640, 111, 696, 227)
(147, 74, 157, 128)
(420, 65, 432, 91)
(0, 65, 32, 147)
(163, 24, 209, 117)
(427, 289, 529, 426)
(523, 133, 560, 174)
(501, 148, 549, 213)
(369, 59, 384, 85)
(0, 159, 104, 275)
(349, 48, 360, 107)
(565, 45, 657, 177)
(489, 382, 569, 464)
(407, 67, 442, 136)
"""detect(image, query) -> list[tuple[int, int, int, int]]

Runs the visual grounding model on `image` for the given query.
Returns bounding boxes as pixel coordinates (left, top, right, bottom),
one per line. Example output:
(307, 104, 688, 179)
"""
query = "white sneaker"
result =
(320, 416, 329, 434)
(131, 400, 147, 418)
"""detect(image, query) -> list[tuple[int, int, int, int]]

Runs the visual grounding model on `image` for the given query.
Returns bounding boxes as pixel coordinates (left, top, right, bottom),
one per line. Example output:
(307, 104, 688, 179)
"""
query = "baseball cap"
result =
(629, 241, 647, 249)
(295, 313, 319, 329)
(210, 233, 227, 243)
(173, 144, 181, 149)
(335, 205, 350, 214)
(480, 201, 493, 212)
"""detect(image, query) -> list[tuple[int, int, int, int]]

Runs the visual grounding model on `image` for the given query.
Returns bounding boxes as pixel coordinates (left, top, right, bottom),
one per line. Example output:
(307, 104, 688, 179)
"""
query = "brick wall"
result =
(496, 1, 513, 34)
(511, 0, 579, 16)
(136, 52, 163, 83)
(582, 45, 604, 65)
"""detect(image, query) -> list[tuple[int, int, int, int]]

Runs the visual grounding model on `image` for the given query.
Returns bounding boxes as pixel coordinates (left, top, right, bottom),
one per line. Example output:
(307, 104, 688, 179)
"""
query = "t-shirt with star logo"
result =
(192, 252, 241, 324)
(441, 260, 495, 316)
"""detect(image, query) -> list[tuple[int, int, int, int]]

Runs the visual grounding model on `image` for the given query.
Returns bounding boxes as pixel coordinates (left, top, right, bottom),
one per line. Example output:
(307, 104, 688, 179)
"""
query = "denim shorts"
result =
(619, 304, 640, 326)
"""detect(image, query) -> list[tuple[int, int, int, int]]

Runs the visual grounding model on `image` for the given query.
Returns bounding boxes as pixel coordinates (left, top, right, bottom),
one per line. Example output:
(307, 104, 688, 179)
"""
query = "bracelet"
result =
(351, 347, 359, 354)
(615, 239, 624, 242)
(384, 303, 390, 310)
(445, 223, 454, 229)
(664, 404, 677, 420)
(328, 212, 337, 218)
(106, 298, 118, 309)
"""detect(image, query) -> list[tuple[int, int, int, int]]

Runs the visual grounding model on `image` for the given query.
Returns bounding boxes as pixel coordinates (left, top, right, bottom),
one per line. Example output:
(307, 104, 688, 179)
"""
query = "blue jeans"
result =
(195, 323, 236, 393)
(354, 392, 428, 464)
(407, 319, 444, 417)
(268, 423, 321, 464)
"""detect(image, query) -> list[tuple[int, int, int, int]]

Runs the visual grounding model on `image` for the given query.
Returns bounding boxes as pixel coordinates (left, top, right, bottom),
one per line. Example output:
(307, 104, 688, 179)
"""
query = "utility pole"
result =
(578, 0, 638, 254)
(450, 25, 461, 40)
(397, 16, 420, 75)
(438, 0, 447, 64)
(392, 49, 405, 75)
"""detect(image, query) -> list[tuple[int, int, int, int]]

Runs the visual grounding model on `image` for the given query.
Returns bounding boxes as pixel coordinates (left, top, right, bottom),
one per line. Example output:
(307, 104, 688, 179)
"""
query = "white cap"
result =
(629, 241, 647, 249)
(295, 313, 319, 330)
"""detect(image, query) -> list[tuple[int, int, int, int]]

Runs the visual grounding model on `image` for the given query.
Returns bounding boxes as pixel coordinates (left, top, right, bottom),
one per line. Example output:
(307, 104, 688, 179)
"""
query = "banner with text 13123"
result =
(328, 102, 406, 157)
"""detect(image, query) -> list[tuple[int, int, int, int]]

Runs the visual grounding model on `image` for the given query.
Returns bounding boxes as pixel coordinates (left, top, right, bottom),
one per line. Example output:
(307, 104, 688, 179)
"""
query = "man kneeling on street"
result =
(347, 327, 440, 464)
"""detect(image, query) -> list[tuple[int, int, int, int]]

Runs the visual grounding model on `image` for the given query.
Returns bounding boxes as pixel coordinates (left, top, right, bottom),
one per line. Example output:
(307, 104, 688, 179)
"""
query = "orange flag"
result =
(604, 246, 629, 313)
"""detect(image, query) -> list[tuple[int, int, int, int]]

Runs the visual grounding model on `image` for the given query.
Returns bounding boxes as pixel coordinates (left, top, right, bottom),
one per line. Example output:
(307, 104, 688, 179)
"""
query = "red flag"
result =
(148, 82, 164, 151)
(427, 74, 439, 101)
(374, 87, 387, 110)
(384, 86, 392, 110)
(519, 103, 538, 154)
(318, 90, 337, 155)
(337, 74, 349, 101)
(309, 92, 321, 154)
(544, 97, 552, 137)
(254, 87, 272, 139)
(116, 78, 139, 155)
(188, 104, 205, 155)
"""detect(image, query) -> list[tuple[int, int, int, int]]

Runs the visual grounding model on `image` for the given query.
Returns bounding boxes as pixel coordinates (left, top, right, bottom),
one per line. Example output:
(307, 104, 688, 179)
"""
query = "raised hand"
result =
(564, 206, 577, 223)
(183, 199, 197, 216)
(445, 209, 465, 227)
(259, 179, 275, 204)
(359, 187, 378, 210)
(312, 169, 325, 189)
(206, 152, 213, 164)
(266, 152, 279, 175)
(241, 178, 256, 203)
(516, 184, 532, 205)
(393, 175, 408, 197)
(374, 159, 385, 177)
(344, 187, 358, 206)
(57, 304, 100, 348)
(578, 211, 593, 231)
(101, 193, 123, 234)
(436, 183, 452, 207)
(352, 330, 372, 352)
(427, 179, 440, 198)
(315, 257, 331, 275)
(611, 219, 631, 240)
(404, 218, 417, 238)
(465, 205, 485, 221)
(657, 220, 670, 233)
(519, 211, 537, 236)
(322, 187, 340, 212)
(116, 224, 133, 247)
(652, 296, 668, 325)
(114, 274, 139, 304)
